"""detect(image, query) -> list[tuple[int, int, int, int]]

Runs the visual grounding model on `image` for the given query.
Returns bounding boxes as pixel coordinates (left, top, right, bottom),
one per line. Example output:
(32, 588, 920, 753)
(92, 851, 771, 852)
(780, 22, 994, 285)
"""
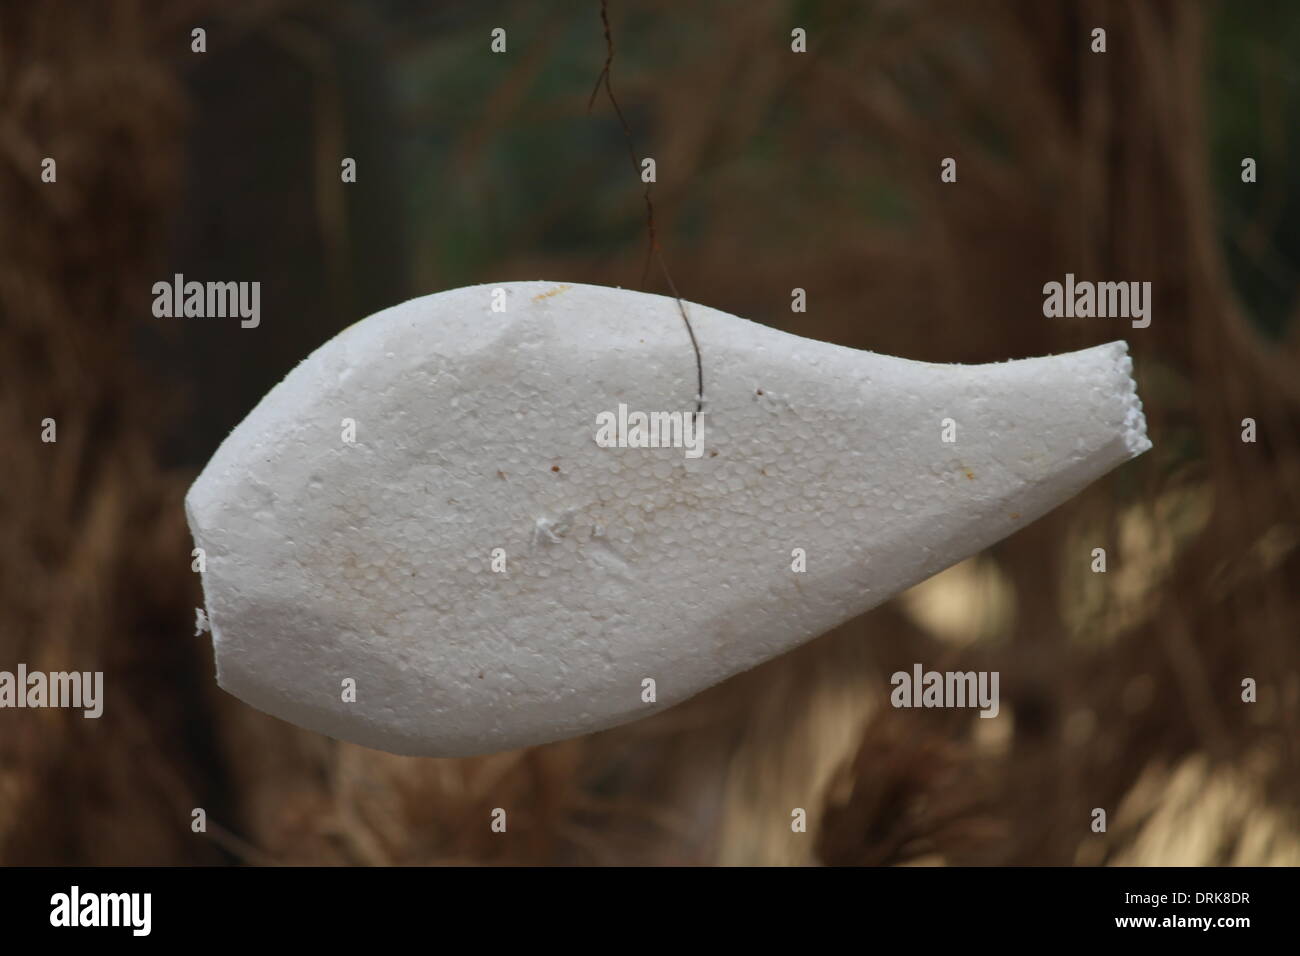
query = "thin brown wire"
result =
(588, 0, 704, 416)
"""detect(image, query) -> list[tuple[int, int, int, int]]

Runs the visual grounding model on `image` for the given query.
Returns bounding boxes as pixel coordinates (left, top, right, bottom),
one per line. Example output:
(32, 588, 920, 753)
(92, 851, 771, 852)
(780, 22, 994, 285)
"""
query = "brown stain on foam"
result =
(532, 283, 572, 302)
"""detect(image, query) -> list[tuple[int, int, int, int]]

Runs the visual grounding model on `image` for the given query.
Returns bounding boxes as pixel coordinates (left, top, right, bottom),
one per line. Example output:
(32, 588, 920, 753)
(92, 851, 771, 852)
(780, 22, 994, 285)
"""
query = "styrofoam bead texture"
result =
(186, 281, 1150, 756)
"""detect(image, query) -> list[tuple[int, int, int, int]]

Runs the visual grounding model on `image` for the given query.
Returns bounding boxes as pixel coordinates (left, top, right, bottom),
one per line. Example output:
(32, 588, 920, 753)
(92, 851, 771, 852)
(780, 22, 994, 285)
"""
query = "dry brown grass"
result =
(1, 0, 1296, 865)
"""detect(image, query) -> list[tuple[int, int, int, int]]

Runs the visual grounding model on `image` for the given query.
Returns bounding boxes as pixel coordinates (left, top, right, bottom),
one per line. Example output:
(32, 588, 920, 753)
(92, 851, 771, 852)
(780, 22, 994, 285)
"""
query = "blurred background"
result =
(1, 0, 1297, 865)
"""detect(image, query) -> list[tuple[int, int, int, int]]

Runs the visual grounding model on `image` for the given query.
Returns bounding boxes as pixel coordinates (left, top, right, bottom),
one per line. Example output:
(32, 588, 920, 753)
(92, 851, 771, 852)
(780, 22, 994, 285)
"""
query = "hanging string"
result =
(588, 0, 704, 417)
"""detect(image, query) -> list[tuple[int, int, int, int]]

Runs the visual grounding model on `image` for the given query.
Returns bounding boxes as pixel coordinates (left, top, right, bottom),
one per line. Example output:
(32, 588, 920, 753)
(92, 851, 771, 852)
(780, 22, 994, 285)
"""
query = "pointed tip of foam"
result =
(1107, 340, 1152, 458)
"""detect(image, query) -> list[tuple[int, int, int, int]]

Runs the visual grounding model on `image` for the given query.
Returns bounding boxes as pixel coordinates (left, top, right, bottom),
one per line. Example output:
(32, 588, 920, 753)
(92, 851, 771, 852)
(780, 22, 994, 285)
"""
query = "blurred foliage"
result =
(1208, 0, 1300, 340)
(1, 0, 1297, 865)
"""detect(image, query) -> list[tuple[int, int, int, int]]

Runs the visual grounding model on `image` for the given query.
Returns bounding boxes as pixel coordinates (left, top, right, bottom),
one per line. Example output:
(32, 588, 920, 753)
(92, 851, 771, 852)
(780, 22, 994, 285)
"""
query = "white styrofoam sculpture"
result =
(186, 281, 1150, 756)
